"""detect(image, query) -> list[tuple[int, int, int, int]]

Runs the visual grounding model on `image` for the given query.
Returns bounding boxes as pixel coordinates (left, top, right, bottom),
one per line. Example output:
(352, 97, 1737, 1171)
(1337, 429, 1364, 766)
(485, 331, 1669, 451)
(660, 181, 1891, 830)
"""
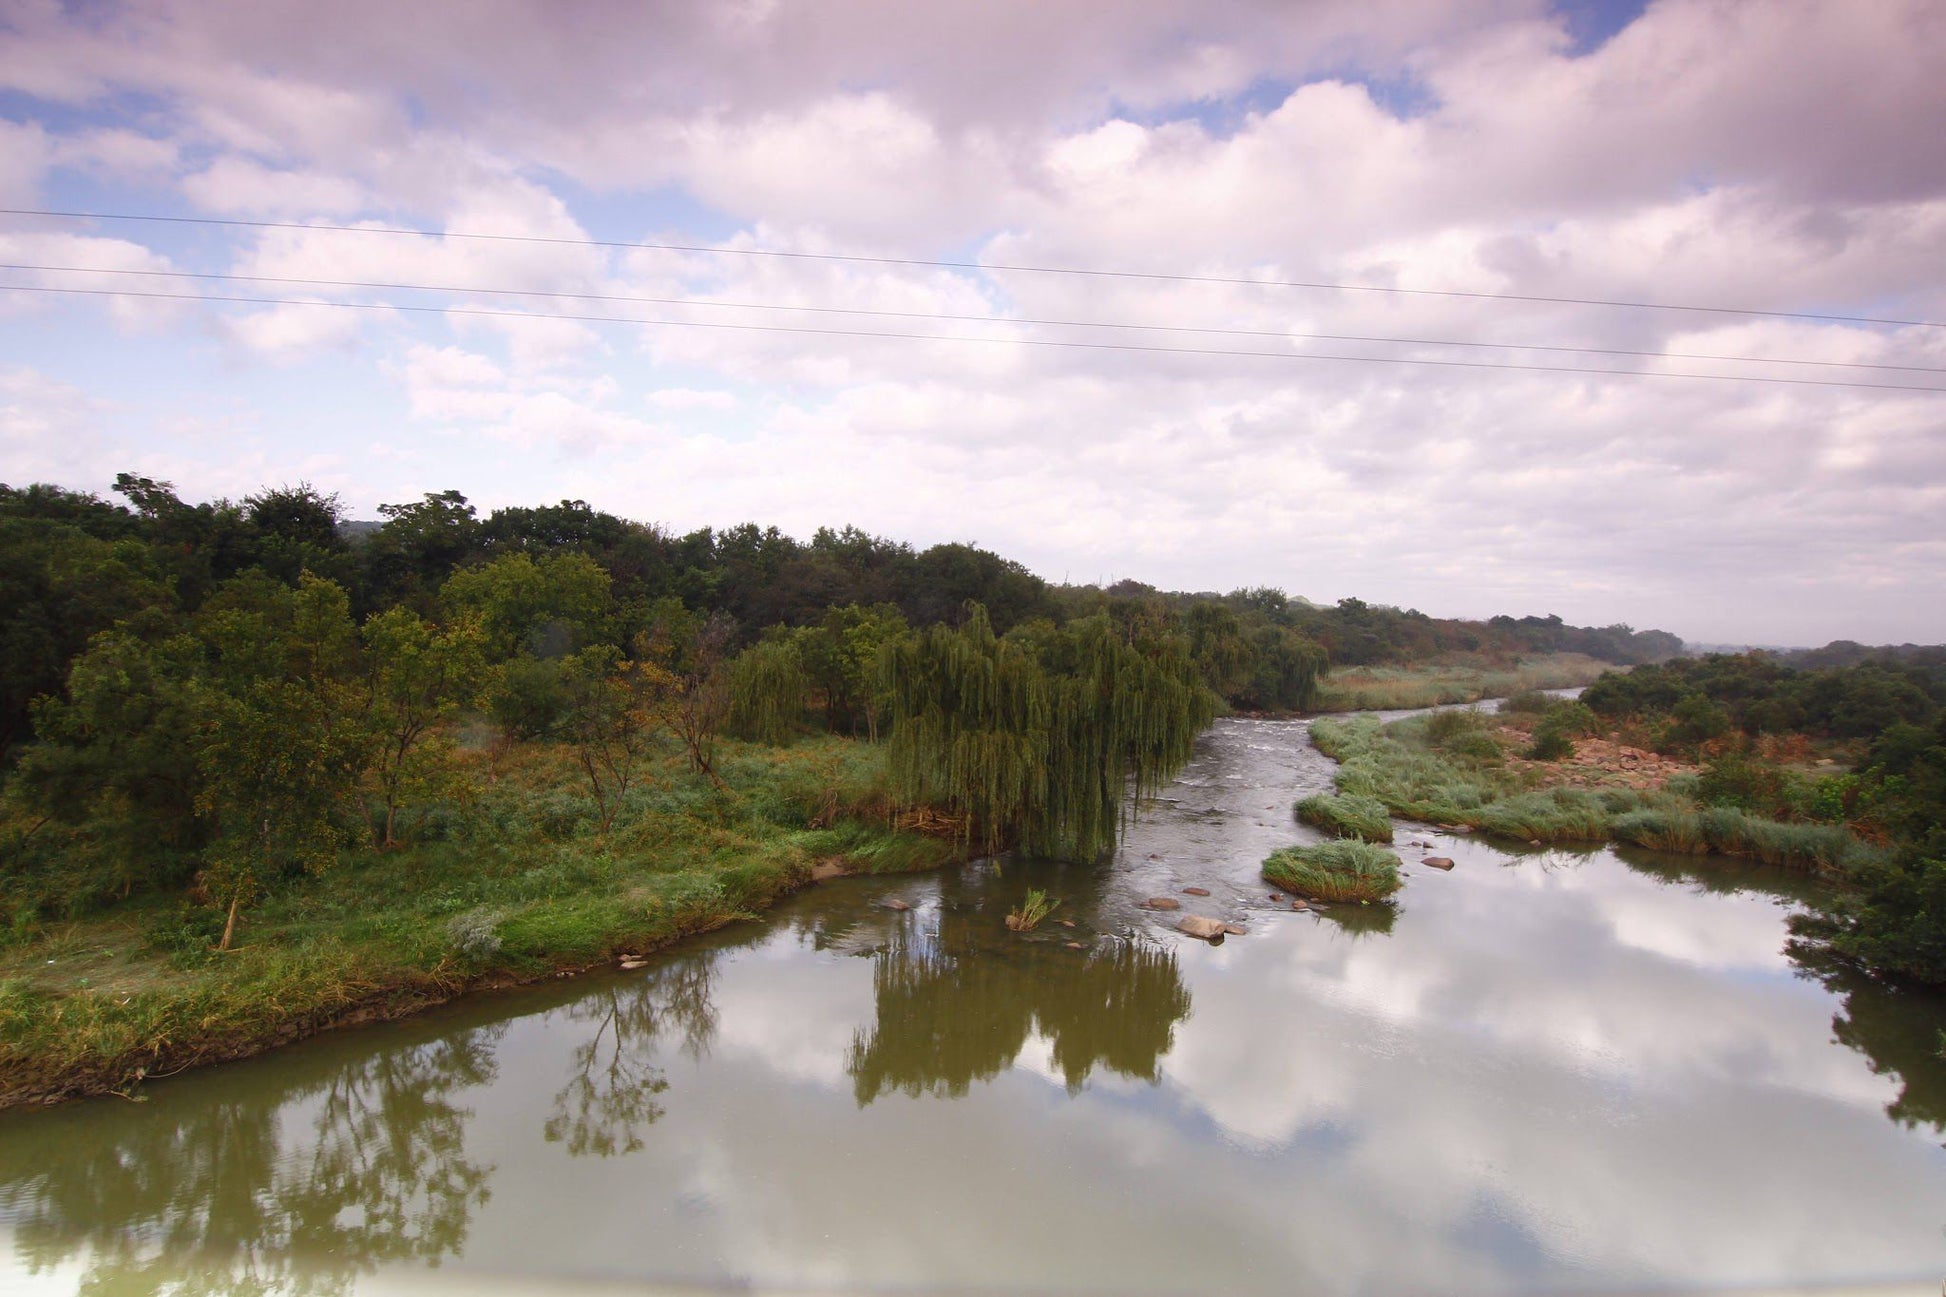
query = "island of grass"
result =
(1294, 791, 1393, 842)
(1262, 840, 1403, 903)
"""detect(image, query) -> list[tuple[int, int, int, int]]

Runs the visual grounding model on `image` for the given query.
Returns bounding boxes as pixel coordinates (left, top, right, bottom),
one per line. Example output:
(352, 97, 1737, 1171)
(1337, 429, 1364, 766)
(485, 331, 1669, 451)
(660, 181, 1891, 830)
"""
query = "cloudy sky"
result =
(1, 0, 1943, 645)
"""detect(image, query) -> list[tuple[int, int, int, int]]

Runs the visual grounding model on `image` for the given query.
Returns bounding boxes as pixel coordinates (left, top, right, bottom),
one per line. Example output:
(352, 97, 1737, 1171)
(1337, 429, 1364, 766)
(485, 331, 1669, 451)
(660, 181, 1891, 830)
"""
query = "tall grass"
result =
(1312, 654, 1611, 712)
(1262, 841, 1403, 902)
(1309, 712, 1877, 876)
(1294, 792, 1394, 843)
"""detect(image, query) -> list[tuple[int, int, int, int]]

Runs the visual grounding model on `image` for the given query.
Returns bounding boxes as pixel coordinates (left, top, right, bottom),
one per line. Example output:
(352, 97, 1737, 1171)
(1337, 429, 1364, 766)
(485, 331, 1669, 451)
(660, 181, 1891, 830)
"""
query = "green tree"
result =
(440, 552, 612, 660)
(361, 607, 488, 847)
(193, 574, 368, 948)
(560, 646, 675, 832)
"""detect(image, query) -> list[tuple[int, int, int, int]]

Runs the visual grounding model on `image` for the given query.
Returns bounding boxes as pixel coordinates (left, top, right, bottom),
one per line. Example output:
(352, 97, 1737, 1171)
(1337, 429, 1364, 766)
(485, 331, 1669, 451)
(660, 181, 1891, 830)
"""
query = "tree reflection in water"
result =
(0, 1026, 503, 1296)
(1789, 946, 1946, 1136)
(543, 954, 718, 1157)
(1621, 849, 1946, 1137)
(848, 919, 1192, 1103)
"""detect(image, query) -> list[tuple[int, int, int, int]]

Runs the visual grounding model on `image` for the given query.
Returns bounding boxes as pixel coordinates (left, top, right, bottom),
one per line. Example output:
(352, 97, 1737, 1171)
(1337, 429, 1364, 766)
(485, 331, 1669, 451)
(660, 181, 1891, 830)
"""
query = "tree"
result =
(639, 607, 737, 783)
(440, 552, 612, 661)
(361, 607, 487, 847)
(193, 574, 368, 948)
(724, 638, 809, 745)
(559, 646, 675, 832)
(884, 606, 1216, 859)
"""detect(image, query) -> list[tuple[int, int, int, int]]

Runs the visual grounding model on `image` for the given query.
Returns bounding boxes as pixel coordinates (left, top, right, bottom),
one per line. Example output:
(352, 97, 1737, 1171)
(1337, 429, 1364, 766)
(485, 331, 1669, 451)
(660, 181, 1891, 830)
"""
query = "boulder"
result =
(1290, 899, 1309, 911)
(1141, 896, 1182, 911)
(882, 898, 912, 911)
(1221, 923, 1248, 936)
(619, 958, 648, 971)
(1423, 857, 1455, 871)
(1182, 886, 1211, 897)
(1177, 915, 1228, 940)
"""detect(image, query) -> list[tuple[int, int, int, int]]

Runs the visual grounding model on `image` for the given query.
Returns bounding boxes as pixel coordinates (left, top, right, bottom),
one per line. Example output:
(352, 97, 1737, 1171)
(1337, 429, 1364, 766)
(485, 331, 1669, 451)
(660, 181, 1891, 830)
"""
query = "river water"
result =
(3, 716, 1945, 1295)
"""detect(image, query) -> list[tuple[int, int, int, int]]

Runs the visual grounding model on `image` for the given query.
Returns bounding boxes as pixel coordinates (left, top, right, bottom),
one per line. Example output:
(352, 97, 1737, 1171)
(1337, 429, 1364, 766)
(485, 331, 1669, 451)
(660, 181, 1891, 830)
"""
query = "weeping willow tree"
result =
(883, 605, 1217, 859)
(724, 639, 808, 744)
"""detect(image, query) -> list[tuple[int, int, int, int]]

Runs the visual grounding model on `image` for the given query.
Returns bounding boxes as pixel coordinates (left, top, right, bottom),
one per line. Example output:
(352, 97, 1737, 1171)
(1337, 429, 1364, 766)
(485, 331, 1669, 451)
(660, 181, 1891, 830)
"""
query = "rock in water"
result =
(882, 898, 912, 911)
(1221, 923, 1248, 936)
(1423, 857, 1455, 871)
(1290, 900, 1309, 911)
(1182, 886, 1211, 897)
(1177, 915, 1228, 940)
(1141, 897, 1182, 911)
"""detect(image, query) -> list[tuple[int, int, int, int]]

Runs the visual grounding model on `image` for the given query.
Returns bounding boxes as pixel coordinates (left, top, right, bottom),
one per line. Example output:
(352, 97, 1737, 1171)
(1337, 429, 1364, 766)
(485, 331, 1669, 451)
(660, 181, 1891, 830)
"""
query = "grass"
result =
(0, 733, 961, 1109)
(1262, 841, 1403, 903)
(1308, 713, 1881, 874)
(1005, 887, 1061, 931)
(1294, 792, 1394, 843)
(1312, 653, 1612, 712)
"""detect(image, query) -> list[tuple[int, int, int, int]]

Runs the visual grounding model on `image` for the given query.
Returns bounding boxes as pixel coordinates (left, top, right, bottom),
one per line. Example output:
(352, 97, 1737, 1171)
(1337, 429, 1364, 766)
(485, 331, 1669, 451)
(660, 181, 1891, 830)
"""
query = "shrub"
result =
(1527, 728, 1576, 760)
(1262, 841, 1402, 902)
(445, 906, 505, 960)
(1501, 690, 1555, 715)
(1294, 792, 1393, 843)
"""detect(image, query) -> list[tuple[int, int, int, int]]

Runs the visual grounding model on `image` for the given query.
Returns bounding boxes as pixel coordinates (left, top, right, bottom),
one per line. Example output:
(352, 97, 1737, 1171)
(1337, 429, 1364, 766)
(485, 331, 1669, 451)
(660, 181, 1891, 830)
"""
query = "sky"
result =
(1, 0, 1943, 647)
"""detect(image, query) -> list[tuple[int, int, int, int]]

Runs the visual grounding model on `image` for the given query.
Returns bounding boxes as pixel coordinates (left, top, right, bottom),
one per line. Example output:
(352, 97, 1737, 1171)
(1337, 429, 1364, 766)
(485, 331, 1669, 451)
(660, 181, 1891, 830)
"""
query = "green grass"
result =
(1005, 887, 1061, 931)
(1312, 654, 1612, 712)
(1294, 792, 1394, 843)
(0, 733, 960, 1108)
(1307, 712, 1881, 876)
(1262, 841, 1403, 903)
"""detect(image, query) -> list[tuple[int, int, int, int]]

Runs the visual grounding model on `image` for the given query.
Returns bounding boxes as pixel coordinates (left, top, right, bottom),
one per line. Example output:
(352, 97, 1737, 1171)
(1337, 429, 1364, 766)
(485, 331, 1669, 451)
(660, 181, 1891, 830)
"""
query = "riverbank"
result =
(1310, 709, 1879, 874)
(1311, 653, 1615, 712)
(0, 735, 961, 1109)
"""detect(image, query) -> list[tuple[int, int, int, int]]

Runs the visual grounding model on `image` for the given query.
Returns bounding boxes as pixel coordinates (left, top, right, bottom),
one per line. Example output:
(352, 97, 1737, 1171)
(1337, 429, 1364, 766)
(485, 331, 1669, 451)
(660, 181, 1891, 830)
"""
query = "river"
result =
(2, 715, 1944, 1294)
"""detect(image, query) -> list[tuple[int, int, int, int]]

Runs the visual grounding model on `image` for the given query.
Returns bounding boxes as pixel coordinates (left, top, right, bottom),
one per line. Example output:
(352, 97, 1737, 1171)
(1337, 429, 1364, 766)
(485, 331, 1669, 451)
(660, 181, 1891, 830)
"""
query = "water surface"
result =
(4, 717, 1944, 1294)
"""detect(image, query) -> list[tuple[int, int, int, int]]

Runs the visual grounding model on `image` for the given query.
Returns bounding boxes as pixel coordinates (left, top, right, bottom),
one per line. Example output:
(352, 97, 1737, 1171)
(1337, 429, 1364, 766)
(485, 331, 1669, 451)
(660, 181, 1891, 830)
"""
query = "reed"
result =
(1262, 841, 1403, 902)
(1294, 792, 1395, 843)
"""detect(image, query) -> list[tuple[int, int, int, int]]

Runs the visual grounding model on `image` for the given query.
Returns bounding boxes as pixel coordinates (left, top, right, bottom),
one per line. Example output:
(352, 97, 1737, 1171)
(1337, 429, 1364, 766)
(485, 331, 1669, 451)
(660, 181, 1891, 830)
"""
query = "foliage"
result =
(1005, 888, 1060, 932)
(1801, 849, 1946, 984)
(1262, 841, 1402, 902)
(1294, 792, 1394, 843)
(724, 639, 809, 744)
(884, 606, 1216, 860)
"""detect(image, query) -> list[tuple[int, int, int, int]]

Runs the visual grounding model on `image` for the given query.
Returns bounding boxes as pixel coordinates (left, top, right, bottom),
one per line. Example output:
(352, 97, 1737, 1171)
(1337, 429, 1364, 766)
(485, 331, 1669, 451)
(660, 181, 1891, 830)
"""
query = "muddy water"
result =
(3, 717, 1945, 1295)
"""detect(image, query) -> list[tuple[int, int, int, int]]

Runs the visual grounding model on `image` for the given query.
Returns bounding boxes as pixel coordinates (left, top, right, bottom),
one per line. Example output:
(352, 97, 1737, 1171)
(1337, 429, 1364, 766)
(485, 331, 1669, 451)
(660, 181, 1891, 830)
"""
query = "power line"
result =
(8, 260, 1941, 376)
(5, 205, 1942, 331)
(7, 280, 1943, 394)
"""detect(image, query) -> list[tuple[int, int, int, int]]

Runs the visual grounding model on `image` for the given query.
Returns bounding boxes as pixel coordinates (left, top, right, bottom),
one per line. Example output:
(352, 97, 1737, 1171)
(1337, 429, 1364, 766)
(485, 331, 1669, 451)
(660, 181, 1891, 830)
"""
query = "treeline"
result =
(1581, 651, 1946, 981)
(1, 477, 1682, 764)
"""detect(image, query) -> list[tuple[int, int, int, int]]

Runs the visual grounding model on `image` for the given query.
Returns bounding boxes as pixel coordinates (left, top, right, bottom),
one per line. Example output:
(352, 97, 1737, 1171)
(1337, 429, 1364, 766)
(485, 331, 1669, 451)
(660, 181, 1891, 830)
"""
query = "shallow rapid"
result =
(3, 716, 1944, 1294)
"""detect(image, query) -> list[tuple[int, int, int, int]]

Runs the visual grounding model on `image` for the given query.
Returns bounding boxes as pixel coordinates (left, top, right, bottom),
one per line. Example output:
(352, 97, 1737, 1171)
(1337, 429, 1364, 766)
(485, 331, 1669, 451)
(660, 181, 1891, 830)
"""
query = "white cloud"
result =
(2, 0, 1944, 639)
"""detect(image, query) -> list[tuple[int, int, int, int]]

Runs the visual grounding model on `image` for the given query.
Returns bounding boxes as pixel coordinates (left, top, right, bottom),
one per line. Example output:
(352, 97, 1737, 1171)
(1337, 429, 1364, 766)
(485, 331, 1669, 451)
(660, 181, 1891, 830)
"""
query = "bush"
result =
(1501, 690, 1555, 715)
(1527, 728, 1576, 760)
(445, 906, 505, 960)
(1294, 792, 1394, 843)
(1262, 841, 1402, 902)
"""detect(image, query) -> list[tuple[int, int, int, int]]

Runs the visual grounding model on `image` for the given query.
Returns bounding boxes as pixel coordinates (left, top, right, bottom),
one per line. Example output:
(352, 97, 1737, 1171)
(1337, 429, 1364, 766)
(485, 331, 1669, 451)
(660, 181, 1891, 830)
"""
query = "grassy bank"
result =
(1312, 653, 1612, 713)
(1310, 712, 1882, 875)
(0, 736, 958, 1109)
